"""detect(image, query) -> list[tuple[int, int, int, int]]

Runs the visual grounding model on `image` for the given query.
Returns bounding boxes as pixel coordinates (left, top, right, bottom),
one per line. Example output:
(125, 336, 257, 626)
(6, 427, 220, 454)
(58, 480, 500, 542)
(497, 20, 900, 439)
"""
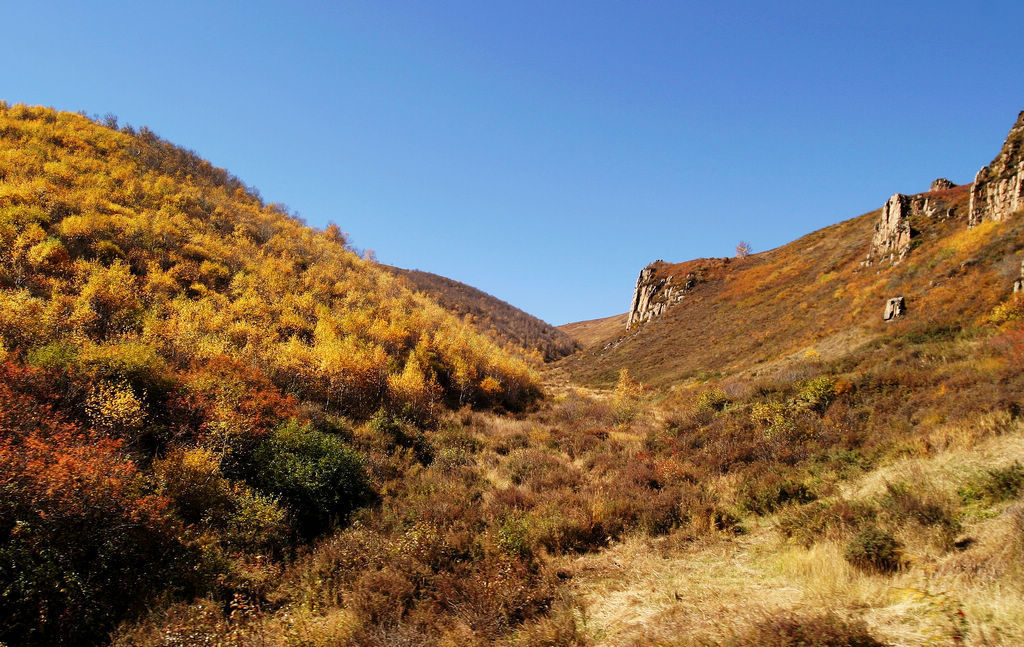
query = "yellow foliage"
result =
(989, 295, 1024, 325)
(86, 379, 147, 433)
(0, 103, 539, 417)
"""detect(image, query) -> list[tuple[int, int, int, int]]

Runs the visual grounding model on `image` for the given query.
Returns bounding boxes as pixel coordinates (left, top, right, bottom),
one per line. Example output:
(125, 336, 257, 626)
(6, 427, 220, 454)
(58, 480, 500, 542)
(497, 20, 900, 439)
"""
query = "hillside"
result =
(558, 312, 627, 348)
(0, 103, 539, 646)
(558, 177, 1021, 388)
(382, 265, 579, 361)
(3, 102, 1024, 647)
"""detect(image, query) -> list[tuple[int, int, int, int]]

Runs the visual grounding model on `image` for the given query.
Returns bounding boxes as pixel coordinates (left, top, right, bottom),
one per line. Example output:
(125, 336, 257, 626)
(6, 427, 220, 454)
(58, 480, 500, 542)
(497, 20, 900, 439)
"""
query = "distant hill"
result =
(558, 312, 627, 348)
(559, 112, 1024, 388)
(382, 266, 579, 361)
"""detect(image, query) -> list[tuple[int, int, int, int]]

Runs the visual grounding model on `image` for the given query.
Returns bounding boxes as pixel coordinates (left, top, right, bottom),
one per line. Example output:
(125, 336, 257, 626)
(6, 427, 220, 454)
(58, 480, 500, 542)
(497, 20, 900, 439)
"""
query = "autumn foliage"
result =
(0, 103, 539, 645)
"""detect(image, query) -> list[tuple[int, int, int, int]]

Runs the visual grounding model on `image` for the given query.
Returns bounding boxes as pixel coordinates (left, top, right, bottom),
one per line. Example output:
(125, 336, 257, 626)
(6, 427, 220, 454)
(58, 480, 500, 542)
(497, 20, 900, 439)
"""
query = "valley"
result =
(1, 103, 1023, 647)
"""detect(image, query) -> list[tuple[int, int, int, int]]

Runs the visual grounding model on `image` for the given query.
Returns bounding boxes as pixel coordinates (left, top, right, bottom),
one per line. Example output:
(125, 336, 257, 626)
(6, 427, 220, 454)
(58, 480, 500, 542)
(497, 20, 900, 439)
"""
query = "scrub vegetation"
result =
(2, 103, 1024, 646)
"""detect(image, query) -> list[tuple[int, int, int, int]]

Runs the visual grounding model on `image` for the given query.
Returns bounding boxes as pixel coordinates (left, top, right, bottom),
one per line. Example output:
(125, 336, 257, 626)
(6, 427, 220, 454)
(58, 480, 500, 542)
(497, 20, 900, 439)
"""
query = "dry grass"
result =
(565, 421, 1024, 647)
(559, 313, 629, 349)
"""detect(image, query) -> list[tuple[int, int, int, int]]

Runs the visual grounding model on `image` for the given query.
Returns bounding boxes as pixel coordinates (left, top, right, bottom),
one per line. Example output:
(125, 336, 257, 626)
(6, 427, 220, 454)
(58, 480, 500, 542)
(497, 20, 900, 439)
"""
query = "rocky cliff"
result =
(864, 184, 964, 265)
(627, 263, 675, 329)
(626, 258, 731, 330)
(969, 111, 1024, 226)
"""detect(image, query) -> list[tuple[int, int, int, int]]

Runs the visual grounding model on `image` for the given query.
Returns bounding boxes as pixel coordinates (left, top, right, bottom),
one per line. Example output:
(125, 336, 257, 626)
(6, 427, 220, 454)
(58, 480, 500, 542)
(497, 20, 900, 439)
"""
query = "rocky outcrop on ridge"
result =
(866, 193, 915, 264)
(865, 184, 965, 265)
(969, 111, 1024, 226)
(627, 264, 678, 329)
(626, 258, 731, 330)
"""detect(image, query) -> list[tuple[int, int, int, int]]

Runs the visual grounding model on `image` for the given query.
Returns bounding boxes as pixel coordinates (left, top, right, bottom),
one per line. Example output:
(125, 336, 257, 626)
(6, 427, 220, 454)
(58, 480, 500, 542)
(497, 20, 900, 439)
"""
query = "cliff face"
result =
(626, 264, 675, 329)
(969, 111, 1024, 226)
(867, 193, 915, 264)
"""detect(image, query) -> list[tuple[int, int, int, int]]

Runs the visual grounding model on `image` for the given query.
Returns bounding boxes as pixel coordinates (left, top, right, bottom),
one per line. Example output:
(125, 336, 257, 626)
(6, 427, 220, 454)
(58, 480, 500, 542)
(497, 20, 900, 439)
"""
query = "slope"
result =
(558, 312, 627, 348)
(0, 102, 539, 646)
(559, 178, 1021, 389)
(382, 265, 579, 361)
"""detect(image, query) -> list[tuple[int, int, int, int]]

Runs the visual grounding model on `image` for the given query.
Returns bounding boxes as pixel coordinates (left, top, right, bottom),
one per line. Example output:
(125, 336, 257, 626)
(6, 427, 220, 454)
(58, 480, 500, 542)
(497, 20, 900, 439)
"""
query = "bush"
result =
(695, 386, 730, 414)
(153, 447, 288, 555)
(960, 461, 1024, 505)
(881, 482, 960, 531)
(0, 429, 196, 646)
(797, 376, 836, 413)
(740, 475, 816, 515)
(245, 420, 371, 538)
(777, 499, 877, 546)
(727, 611, 887, 647)
(844, 526, 902, 573)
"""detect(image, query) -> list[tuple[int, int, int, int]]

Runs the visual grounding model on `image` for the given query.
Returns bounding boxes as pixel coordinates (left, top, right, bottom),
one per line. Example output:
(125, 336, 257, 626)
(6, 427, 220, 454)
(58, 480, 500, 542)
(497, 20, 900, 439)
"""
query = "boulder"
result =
(883, 297, 906, 321)
(930, 178, 956, 192)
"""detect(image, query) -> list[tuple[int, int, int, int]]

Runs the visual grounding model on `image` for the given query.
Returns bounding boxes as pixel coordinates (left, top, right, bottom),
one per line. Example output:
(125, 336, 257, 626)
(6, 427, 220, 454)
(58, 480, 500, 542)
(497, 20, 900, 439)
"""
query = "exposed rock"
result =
(627, 266, 660, 329)
(627, 265, 679, 329)
(930, 178, 956, 192)
(865, 188, 961, 265)
(883, 297, 906, 321)
(866, 194, 913, 264)
(626, 259, 728, 329)
(969, 111, 1024, 226)
(1015, 259, 1024, 294)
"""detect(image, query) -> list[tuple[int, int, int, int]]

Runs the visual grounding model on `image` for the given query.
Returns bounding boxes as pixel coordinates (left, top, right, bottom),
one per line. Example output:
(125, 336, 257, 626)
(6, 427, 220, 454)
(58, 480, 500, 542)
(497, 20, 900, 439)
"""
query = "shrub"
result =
(988, 294, 1024, 324)
(152, 447, 288, 555)
(797, 376, 836, 413)
(739, 475, 816, 515)
(0, 428, 195, 646)
(727, 612, 887, 647)
(777, 499, 877, 546)
(245, 420, 371, 538)
(881, 482, 960, 529)
(695, 386, 730, 414)
(960, 461, 1024, 505)
(612, 368, 643, 424)
(844, 526, 902, 573)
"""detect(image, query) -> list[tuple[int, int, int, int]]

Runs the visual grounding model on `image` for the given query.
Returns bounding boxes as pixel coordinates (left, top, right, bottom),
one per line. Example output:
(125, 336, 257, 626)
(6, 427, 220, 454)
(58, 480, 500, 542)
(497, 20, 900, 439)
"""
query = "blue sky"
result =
(4, 1, 1023, 324)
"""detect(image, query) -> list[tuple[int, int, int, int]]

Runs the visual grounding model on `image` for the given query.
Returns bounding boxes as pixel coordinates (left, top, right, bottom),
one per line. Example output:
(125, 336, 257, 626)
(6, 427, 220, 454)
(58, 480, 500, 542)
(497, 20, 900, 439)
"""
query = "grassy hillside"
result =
(558, 183, 1022, 389)
(0, 103, 539, 646)
(382, 265, 579, 361)
(558, 312, 627, 348)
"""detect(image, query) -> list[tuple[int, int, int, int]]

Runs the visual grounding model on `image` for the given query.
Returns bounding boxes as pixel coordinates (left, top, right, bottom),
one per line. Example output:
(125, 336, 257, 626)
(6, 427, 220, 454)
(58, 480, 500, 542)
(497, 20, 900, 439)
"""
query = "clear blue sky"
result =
(4, 1, 1023, 325)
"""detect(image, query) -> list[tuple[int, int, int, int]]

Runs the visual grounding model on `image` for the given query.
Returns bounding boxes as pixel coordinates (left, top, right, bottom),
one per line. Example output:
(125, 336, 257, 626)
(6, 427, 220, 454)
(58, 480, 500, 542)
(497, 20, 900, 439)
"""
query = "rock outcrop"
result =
(867, 194, 914, 264)
(969, 111, 1024, 226)
(627, 264, 689, 329)
(865, 187, 961, 265)
(883, 297, 906, 321)
(626, 259, 727, 329)
(1014, 259, 1024, 294)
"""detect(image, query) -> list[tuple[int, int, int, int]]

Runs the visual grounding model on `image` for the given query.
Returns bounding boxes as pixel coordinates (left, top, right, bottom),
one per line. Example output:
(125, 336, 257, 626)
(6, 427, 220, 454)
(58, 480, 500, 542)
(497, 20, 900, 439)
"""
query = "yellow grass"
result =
(566, 421, 1024, 646)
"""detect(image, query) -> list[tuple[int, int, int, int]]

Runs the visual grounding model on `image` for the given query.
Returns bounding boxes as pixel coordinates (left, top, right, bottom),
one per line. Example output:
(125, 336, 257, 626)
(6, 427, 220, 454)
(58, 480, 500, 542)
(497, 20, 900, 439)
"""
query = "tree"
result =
(736, 241, 752, 258)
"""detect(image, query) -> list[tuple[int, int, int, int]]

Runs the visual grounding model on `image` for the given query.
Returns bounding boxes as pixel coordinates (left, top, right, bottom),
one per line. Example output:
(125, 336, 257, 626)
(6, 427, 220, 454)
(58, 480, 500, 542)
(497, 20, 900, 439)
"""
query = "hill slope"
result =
(558, 312, 627, 348)
(382, 265, 579, 361)
(4, 102, 1024, 647)
(0, 103, 539, 645)
(559, 175, 1021, 388)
